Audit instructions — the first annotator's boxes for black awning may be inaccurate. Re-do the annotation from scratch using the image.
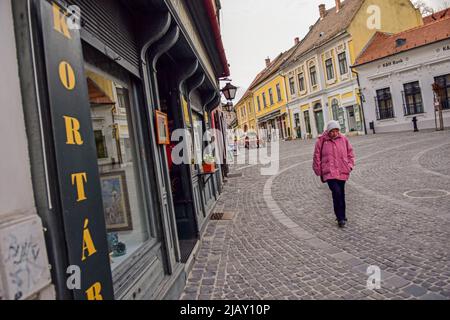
[87,78,115,105]
[258,110,281,123]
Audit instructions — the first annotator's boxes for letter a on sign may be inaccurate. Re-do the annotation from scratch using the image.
[366,5,381,30]
[82,219,97,261]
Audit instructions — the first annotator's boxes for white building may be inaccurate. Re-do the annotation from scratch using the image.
[354,17,450,133]
[280,0,423,139]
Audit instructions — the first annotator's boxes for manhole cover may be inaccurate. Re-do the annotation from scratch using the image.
[210,212,235,220]
[403,189,450,199]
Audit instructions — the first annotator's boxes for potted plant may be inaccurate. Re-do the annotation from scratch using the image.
[202,153,216,173]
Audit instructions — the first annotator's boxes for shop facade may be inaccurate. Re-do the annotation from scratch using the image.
[354,18,450,133]
[5,0,229,300]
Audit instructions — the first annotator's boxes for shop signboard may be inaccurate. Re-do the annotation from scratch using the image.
[37,0,114,300]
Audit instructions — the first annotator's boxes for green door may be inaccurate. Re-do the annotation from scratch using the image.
[315,110,324,134]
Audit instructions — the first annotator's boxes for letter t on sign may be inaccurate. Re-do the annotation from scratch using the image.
[71,173,88,202]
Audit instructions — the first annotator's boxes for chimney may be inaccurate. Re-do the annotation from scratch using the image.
[335,0,341,12]
[319,4,326,19]
[294,37,300,45]
[265,57,271,67]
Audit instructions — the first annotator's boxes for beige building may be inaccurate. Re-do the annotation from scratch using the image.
[281,0,423,139]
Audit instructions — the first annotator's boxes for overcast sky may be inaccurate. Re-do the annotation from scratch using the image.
[220,0,443,101]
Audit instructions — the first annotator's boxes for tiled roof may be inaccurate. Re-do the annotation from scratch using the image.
[423,8,450,24]
[248,46,299,90]
[283,0,364,68]
[235,89,251,106]
[354,17,450,67]
[235,72,263,106]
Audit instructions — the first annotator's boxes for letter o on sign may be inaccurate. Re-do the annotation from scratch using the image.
[59,61,76,90]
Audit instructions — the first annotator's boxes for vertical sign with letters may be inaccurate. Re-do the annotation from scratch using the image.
[37,1,114,300]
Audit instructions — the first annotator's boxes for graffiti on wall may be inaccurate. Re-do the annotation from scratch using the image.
[0,216,51,300]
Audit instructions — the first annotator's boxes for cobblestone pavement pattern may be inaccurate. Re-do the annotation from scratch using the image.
[181,130,450,300]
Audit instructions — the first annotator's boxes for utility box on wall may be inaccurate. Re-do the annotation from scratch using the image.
[0,216,52,300]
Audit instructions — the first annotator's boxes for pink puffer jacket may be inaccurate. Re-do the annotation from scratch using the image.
[312,131,355,182]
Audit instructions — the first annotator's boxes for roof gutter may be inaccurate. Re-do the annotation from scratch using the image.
[203,0,230,77]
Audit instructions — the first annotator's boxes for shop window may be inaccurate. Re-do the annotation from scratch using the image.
[192,112,204,166]
[402,81,424,116]
[94,130,108,159]
[87,70,150,270]
[376,88,395,120]
[434,74,450,110]
[116,87,128,114]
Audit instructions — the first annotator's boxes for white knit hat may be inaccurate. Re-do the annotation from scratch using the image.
[326,120,340,132]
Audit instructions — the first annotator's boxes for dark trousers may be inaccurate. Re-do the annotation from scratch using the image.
[327,179,347,222]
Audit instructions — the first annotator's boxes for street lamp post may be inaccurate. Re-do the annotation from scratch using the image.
[221,82,238,103]
[219,82,238,178]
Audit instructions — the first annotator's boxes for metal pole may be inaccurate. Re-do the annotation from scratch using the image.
[439,104,444,131]
[356,72,368,135]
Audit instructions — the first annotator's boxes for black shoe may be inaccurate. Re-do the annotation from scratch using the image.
[338,220,346,228]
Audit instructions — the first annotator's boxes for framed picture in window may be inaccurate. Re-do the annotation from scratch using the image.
[155,110,170,145]
[100,171,133,232]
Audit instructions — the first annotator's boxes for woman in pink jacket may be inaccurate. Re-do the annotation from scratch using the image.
[313,120,355,228]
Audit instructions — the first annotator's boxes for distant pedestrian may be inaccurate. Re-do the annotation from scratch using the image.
[313,120,355,228]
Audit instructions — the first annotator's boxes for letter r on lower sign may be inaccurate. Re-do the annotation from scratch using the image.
[86,282,103,300]
[64,116,84,145]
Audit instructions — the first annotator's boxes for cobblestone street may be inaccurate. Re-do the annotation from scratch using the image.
[181,130,450,300]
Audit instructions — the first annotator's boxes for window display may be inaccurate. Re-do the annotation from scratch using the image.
[86,69,150,270]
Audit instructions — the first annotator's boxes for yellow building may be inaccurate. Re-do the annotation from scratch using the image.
[281,0,423,139]
[235,89,257,132]
[249,50,298,141]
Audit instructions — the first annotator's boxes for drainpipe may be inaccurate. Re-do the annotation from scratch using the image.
[353,69,368,135]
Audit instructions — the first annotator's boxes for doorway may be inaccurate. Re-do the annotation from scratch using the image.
[347,106,357,132]
[314,103,324,135]
[157,57,198,263]
[304,110,312,138]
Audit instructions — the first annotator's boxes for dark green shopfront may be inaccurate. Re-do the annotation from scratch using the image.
[12,0,230,300]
